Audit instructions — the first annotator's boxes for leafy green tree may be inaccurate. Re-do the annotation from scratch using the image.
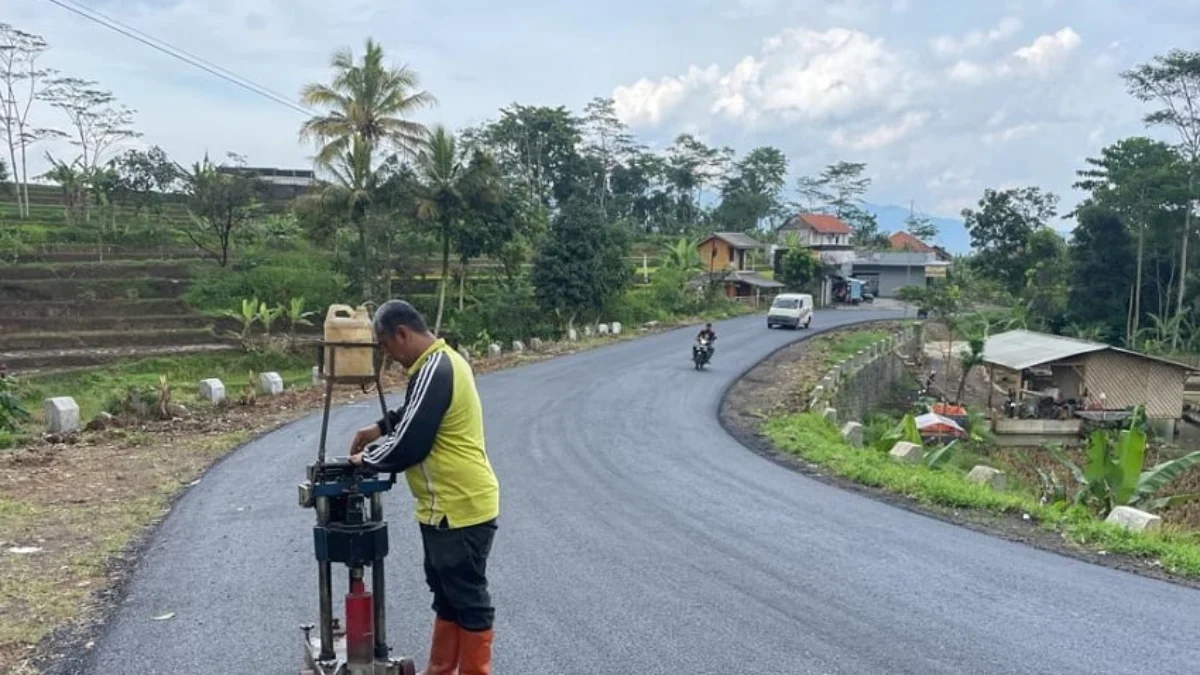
[581,97,633,214]
[179,155,262,267]
[1022,228,1069,332]
[110,145,181,213]
[1123,50,1200,334]
[1067,207,1134,341]
[480,104,583,207]
[0,156,9,197]
[904,210,939,242]
[961,187,1059,296]
[1075,137,1189,343]
[794,161,886,247]
[714,146,788,230]
[531,198,633,331]
[778,248,822,291]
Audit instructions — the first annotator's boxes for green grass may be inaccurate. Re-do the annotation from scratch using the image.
[18,351,313,422]
[763,412,1200,578]
[823,330,889,365]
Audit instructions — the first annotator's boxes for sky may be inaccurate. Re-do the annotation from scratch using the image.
[4,0,1199,228]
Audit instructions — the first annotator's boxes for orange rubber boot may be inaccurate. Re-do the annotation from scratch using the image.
[419,618,460,675]
[457,628,494,675]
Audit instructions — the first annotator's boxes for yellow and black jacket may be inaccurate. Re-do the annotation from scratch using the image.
[363,339,499,529]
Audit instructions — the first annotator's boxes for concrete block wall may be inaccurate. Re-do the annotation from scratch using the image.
[808,324,921,424]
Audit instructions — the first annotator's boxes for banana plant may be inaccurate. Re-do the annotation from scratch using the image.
[221,298,260,342]
[874,414,922,454]
[1048,409,1200,514]
[281,297,317,334]
[924,440,958,469]
[256,301,282,336]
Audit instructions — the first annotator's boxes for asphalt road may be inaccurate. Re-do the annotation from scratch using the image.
[85,310,1200,675]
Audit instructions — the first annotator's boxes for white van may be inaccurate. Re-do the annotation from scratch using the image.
[767,293,813,329]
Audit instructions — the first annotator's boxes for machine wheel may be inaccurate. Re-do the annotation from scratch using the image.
[398,658,417,675]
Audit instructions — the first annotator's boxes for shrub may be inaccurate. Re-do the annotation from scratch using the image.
[187,249,347,313]
[0,374,31,432]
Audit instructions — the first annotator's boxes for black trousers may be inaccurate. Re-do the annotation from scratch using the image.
[420,518,497,632]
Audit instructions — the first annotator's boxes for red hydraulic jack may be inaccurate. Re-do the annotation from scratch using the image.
[298,340,416,675]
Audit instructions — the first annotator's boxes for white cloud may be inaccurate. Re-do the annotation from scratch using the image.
[930,17,1022,58]
[612,66,718,126]
[1013,27,1082,69]
[944,27,1083,85]
[982,122,1041,144]
[613,27,911,128]
[831,111,930,149]
[947,60,990,84]
[891,0,911,12]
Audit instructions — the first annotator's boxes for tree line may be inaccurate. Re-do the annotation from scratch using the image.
[927,49,1200,358]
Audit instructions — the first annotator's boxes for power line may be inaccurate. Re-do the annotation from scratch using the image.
[42,0,315,117]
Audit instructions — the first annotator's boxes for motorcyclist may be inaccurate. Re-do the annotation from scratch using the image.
[695,323,717,361]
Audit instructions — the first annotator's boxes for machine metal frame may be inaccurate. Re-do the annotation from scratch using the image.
[298,340,416,675]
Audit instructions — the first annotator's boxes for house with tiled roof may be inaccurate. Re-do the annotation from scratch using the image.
[889,231,953,261]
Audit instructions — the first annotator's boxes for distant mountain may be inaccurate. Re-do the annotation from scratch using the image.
[864,203,971,255]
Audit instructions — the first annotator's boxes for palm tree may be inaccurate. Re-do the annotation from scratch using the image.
[299,38,434,299]
[318,135,383,296]
[415,126,464,333]
[299,39,434,164]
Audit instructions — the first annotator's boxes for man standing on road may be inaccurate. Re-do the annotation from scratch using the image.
[348,299,500,675]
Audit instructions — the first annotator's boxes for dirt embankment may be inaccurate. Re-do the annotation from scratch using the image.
[719,324,1200,591]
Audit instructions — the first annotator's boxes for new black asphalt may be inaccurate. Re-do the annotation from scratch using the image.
[84,310,1200,674]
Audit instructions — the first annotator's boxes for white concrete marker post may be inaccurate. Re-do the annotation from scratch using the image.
[529,338,543,352]
[487,343,502,358]
[568,328,579,342]
[311,366,322,386]
[889,441,923,464]
[841,422,864,447]
[822,407,838,425]
[42,397,80,434]
[512,340,525,354]
[611,322,622,335]
[198,378,226,405]
[966,465,1007,490]
[598,323,611,335]
[258,372,284,396]
[1106,506,1162,533]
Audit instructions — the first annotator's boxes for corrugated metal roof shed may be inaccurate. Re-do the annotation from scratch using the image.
[982,329,1196,372]
[732,271,784,288]
[982,330,1106,371]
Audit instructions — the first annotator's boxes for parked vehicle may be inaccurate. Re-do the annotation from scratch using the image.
[767,293,813,330]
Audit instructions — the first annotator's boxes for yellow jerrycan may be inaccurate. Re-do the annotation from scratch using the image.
[323,304,375,380]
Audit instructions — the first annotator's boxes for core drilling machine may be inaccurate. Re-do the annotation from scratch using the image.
[297,340,417,675]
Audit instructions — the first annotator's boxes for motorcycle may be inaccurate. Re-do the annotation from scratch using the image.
[692,338,713,370]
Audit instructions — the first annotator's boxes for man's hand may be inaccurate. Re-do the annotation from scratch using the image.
[349,424,383,460]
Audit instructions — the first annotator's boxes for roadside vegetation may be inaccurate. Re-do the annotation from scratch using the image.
[752,323,1200,582]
